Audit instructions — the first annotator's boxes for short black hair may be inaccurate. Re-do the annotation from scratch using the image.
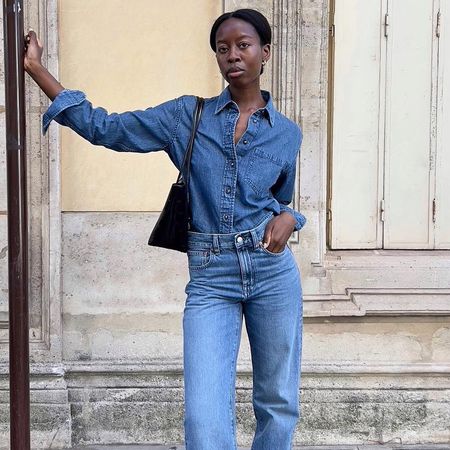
[209,9,272,52]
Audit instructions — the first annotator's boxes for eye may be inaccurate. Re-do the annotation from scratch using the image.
[239,42,250,49]
[217,46,228,54]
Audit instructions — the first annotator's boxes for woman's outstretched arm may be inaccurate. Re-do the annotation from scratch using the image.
[23,30,183,158]
[24,30,64,100]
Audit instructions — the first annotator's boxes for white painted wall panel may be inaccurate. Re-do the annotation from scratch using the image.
[435,1,450,248]
[384,0,434,248]
[330,0,383,248]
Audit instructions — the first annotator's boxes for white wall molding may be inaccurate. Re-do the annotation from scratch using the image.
[304,289,450,317]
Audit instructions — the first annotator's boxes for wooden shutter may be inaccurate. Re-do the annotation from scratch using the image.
[329,0,448,249]
[383,0,435,248]
[329,0,384,248]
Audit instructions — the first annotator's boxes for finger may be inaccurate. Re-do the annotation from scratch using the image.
[267,235,286,253]
[271,242,285,253]
[267,240,277,252]
[265,220,288,253]
[27,29,41,44]
[267,236,280,252]
[25,33,33,46]
[262,223,273,248]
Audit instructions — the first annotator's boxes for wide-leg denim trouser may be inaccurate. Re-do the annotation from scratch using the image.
[183,213,303,450]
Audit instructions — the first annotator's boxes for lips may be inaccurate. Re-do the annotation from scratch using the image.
[227,67,244,76]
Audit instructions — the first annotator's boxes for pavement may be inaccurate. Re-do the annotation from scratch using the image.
[69,445,450,450]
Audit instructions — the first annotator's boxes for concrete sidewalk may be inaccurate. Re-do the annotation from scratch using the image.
[70,445,450,450]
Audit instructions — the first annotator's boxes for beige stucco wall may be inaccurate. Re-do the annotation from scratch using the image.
[59,0,222,211]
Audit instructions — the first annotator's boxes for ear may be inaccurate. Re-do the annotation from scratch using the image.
[262,43,271,62]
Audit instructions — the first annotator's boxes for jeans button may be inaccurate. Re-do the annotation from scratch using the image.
[236,236,243,244]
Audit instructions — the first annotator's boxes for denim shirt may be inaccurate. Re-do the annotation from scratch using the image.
[43,87,306,234]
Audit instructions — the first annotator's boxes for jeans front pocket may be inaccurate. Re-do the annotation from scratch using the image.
[187,249,214,270]
[259,243,289,257]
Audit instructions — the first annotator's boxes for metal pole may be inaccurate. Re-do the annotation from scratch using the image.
[3,0,31,449]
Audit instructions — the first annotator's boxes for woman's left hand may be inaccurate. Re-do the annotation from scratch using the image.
[262,212,296,253]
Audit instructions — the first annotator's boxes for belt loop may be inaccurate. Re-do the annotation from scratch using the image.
[251,227,262,250]
[252,215,270,249]
[212,235,220,254]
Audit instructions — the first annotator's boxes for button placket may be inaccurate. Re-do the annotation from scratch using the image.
[219,110,239,233]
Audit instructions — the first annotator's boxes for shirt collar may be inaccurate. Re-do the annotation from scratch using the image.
[214,86,276,127]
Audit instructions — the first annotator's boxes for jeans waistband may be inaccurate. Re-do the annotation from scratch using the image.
[187,213,273,253]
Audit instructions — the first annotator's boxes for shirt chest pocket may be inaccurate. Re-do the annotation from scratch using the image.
[244,148,285,196]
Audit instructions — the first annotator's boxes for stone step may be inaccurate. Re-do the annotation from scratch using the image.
[69,445,450,450]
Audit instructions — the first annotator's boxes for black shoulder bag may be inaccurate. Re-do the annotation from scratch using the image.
[147,96,204,252]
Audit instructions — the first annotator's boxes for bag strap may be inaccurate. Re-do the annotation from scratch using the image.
[184,96,204,229]
[177,96,204,199]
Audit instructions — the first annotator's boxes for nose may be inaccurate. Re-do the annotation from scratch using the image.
[227,45,241,63]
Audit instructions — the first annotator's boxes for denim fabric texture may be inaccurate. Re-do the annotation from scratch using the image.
[184,213,303,449]
[42,86,306,233]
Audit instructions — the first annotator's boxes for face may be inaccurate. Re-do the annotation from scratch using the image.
[215,18,270,88]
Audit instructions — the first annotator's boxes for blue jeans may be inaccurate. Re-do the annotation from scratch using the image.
[183,213,303,450]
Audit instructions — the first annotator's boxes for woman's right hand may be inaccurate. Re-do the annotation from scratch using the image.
[24,29,43,73]
[23,29,64,101]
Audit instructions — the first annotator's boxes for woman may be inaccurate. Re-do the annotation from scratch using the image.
[25,8,306,450]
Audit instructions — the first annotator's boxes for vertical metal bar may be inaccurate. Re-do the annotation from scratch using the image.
[3,0,31,449]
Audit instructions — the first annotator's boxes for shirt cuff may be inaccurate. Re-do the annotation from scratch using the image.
[42,89,87,135]
[279,204,306,231]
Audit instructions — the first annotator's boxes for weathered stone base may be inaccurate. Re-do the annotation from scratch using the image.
[0,365,449,448]
[0,372,71,449]
[65,364,450,448]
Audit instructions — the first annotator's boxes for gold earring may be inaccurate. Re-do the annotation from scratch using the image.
[262,60,267,66]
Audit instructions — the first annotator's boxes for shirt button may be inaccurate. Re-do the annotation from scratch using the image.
[223,214,229,221]
[226,187,231,194]
[230,161,235,167]
[236,236,243,244]
[243,139,248,145]
[253,119,257,123]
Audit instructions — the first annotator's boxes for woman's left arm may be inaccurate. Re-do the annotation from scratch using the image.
[262,160,306,252]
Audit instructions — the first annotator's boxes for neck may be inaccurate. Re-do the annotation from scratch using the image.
[228,83,266,112]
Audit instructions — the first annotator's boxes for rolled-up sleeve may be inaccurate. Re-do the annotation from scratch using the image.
[42,89,182,154]
[271,161,306,231]
[43,89,86,134]
[270,127,306,232]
